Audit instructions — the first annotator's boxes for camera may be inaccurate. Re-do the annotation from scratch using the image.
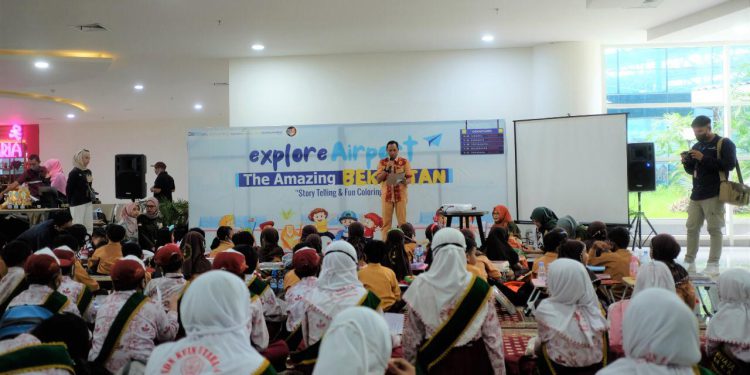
[681,151,692,161]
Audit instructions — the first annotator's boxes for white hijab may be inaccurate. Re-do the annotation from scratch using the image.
[145,270,268,375]
[402,227,488,346]
[707,268,750,346]
[313,307,392,375]
[600,288,700,375]
[534,258,607,346]
[305,241,367,319]
[73,149,89,171]
[634,261,676,295]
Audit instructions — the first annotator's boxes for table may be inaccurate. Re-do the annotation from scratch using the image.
[0,207,65,225]
[621,276,635,301]
[444,211,489,245]
[91,275,113,290]
[691,277,719,318]
[523,278,547,316]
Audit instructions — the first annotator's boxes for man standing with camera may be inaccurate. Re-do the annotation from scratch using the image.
[681,115,736,275]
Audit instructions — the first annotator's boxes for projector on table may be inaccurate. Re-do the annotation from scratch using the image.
[439,203,477,214]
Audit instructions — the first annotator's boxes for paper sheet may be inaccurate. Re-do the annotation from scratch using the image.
[384,312,405,335]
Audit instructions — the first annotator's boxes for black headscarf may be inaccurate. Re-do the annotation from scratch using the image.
[650,233,689,284]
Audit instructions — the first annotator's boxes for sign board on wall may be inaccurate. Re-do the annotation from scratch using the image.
[187,120,507,249]
[0,124,39,158]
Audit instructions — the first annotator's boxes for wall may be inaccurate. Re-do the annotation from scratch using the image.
[229,48,536,127]
[39,118,227,204]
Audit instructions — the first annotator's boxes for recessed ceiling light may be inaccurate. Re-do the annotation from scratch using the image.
[251,44,265,51]
[481,34,495,42]
[194,103,203,110]
[133,84,144,91]
[34,61,50,69]
[66,113,75,119]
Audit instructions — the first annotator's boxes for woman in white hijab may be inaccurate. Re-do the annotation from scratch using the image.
[145,270,275,375]
[598,288,705,375]
[66,149,95,233]
[607,260,676,354]
[402,227,505,375]
[313,306,392,375]
[294,241,380,367]
[706,268,750,374]
[534,258,608,374]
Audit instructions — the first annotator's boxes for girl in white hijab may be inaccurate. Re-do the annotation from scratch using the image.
[706,268,750,372]
[598,288,704,375]
[607,261,676,354]
[297,241,380,365]
[145,270,275,375]
[313,307,392,375]
[534,258,608,374]
[402,227,505,375]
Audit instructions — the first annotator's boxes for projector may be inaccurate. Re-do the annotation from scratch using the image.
[440,203,476,214]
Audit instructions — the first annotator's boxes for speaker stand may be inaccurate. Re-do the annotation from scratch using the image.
[630,191,657,250]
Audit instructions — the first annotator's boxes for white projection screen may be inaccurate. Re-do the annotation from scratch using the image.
[514,114,629,225]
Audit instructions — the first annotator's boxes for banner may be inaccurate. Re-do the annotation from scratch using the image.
[188,120,507,249]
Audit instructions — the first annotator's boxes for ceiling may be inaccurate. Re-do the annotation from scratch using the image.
[0,0,743,125]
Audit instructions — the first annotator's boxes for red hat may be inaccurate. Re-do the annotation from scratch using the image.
[293,247,320,271]
[52,246,75,268]
[110,255,146,285]
[154,244,183,266]
[259,221,275,230]
[212,250,248,276]
[25,250,60,280]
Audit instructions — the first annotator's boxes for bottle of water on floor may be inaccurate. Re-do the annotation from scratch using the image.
[537,261,546,283]
[630,256,639,278]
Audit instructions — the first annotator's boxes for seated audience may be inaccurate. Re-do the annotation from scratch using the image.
[241,245,286,320]
[607,260,676,354]
[52,246,95,322]
[6,249,79,316]
[144,244,187,311]
[532,228,566,276]
[650,233,696,309]
[232,230,256,247]
[259,227,283,262]
[285,248,320,334]
[402,228,504,374]
[492,205,523,248]
[534,259,607,374]
[119,202,140,243]
[212,250,269,351]
[0,314,85,374]
[399,222,417,263]
[89,256,178,373]
[145,270,276,375]
[0,241,32,312]
[155,226,174,248]
[208,226,234,258]
[313,307,396,375]
[294,241,381,366]
[51,232,99,292]
[484,227,520,268]
[556,215,581,239]
[583,221,608,251]
[530,207,558,236]
[465,237,487,281]
[180,231,211,280]
[598,288,707,375]
[557,239,600,287]
[137,197,161,251]
[348,222,368,265]
[587,226,632,283]
[358,240,401,311]
[706,268,750,374]
[88,224,125,275]
[383,228,412,281]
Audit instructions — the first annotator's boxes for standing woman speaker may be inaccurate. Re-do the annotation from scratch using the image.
[66,149,95,233]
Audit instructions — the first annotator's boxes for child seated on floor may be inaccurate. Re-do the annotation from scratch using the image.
[706,268,750,374]
[358,240,401,312]
[586,226,632,284]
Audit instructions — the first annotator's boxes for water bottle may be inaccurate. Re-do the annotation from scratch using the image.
[629,256,639,278]
[537,261,546,283]
[415,245,424,263]
[270,270,278,292]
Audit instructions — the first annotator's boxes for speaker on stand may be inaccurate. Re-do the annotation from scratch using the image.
[627,143,657,250]
[115,154,147,200]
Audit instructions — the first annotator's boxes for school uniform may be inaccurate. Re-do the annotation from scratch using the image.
[8,284,80,316]
[358,263,400,310]
[588,248,632,282]
[58,275,95,322]
[144,272,187,311]
[285,276,318,332]
[706,269,750,374]
[208,240,234,258]
[0,266,26,311]
[0,333,74,374]
[88,242,123,274]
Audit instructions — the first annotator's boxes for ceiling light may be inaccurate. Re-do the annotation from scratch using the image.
[194,103,203,110]
[481,34,495,42]
[34,61,50,69]
[251,44,265,51]
[66,113,75,119]
[133,84,144,91]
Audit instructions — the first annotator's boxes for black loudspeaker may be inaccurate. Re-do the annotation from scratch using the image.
[627,143,656,192]
[115,154,147,199]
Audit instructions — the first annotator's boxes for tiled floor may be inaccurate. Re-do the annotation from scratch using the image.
[635,246,750,272]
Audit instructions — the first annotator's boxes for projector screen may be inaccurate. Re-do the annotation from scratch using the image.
[514,114,629,225]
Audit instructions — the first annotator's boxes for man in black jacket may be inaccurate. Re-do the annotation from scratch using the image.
[681,115,736,275]
[16,210,73,250]
[150,161,175,202]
